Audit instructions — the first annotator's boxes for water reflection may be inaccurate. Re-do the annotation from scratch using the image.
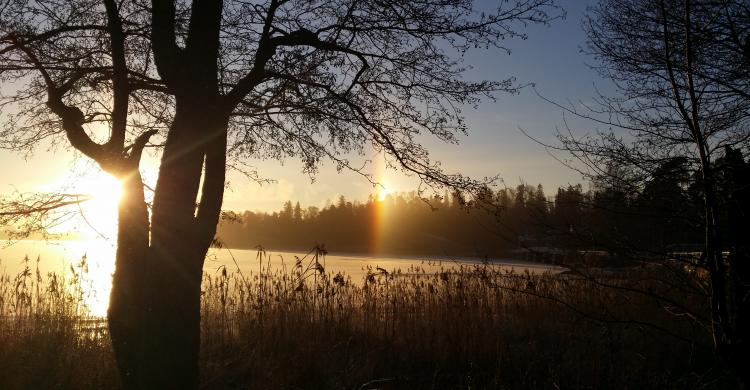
[1,240,115,316]
[1,240,563,317]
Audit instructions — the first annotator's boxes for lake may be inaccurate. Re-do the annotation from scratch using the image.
[0,240,563,316]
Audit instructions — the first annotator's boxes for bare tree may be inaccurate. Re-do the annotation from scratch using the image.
[547,0,750,384]
[0,0,561,388]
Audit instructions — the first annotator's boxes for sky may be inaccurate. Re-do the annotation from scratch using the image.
[0,0,613,216]
[219,0,613,211]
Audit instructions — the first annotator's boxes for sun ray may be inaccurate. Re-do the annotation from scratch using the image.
[371,152,393,254]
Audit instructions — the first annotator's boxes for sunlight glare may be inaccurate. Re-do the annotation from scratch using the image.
[68,240,117,317]
[75,170,123,241]
[67,170,122,316]
[34,166,123,316]
[376,182,393,201]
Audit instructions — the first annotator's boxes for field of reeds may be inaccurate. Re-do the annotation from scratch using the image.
[0,250,734,389]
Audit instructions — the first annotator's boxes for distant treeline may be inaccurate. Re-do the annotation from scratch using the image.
[219,190,516,257]
[218,156,736,259]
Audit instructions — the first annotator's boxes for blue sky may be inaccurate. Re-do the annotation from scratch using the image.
[220,0,613,211]
[0,0,614,213]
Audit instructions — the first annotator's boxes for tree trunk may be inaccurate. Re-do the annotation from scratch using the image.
[703,178,728,349]
[108,167,151,388]
[108,101,228,389]
[701,150,750,388]
[724,147,750,388]
[139,246,204,389]
[111,246,205,389]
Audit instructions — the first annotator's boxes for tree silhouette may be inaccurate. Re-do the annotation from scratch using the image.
[546,0,750,383]
[0,0,561,388]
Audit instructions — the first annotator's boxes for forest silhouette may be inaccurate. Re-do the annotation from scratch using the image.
[218,153,747,262]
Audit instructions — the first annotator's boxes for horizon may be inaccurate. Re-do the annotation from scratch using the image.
[0,0,605,227]
[1,0,748,388]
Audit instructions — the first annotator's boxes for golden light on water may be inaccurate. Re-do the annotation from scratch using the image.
[68,240,117,317]
[71,170,121,316]
[37,165,123,316]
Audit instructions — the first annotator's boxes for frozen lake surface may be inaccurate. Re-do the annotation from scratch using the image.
[0,240,563,315]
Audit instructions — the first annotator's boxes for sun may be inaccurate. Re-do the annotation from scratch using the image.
[40,164,123,241]
[74,170,123,240]
[376,181,393,201]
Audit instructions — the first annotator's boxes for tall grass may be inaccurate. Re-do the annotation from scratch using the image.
[0,256,117,389]
[0,249,725,389]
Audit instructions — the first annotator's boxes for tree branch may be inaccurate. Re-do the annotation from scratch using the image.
[151,0,184,88]
[103,0,129,153]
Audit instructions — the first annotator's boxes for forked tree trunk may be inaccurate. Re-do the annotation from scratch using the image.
[108,102,227,389]
[110,246,205,389]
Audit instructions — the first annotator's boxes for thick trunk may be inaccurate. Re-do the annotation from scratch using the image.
[701,152,750,388]
[108,101,228,389]
[703,179,728,348]
[724,147,750,388]
[139,246,204,389]
[108,168,151,388]
[111,246,205,389]
[699,162,736,375]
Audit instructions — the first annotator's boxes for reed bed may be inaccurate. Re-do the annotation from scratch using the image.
[0,250,722,389]
[0,256,117,389]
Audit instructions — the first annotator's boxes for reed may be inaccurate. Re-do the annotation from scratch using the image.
[0,249,720,389]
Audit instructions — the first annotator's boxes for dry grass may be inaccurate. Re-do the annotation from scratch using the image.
[0,250,726,389]
[0,256,118,389]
